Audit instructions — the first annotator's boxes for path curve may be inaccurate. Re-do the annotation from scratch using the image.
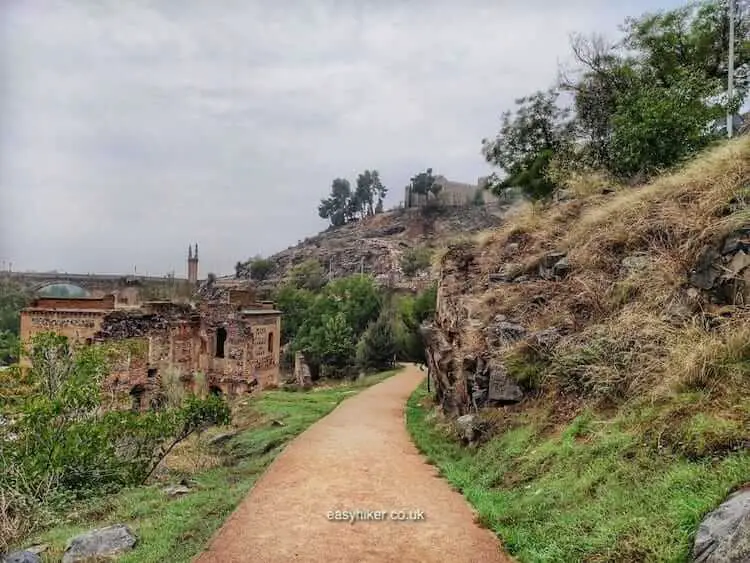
[196,365,509,563]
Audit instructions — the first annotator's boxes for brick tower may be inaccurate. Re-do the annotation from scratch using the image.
[187,243,199,285]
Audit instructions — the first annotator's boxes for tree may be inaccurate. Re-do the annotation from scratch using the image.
[248,256,275,282]
[353,170,387,218]
[623,1,750,99]
[559,1,748,178]
[406,168,442,205]
[482,89,575,201]
[357,313,397,372]
[318,178,354,227]
[608,70,724,177]
[394,283,437,363]
[234,261,245,279]
[324,275,382,336]
[299,312,356,378]
[274,284,316,344]
[0,280,30,335]
[319,171,388,226]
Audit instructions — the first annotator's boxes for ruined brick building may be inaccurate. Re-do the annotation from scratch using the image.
[19,247,281,409]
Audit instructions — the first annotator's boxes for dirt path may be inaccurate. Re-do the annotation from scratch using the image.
[196,365,509,563]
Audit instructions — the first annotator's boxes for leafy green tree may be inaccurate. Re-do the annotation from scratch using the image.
[482,89,575,200]
[274,284,316,344]
[0,280,30,335]
[394,283,437,362]
[608,71,724,177]
[285,274,383,377]
[623,1,750,98]
[299,312,356,378]
[357,313,397,372]
[560,1,747,178]
[318,178,354,227]
[248,256,275,282]
[353,170,388,218]
[324,275,382,336]
[319,171,388,225]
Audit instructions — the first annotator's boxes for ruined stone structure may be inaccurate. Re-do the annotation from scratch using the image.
[19,285,282,409]
[404,176,500,208]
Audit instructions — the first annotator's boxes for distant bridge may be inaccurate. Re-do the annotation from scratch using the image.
[0,270,195,301]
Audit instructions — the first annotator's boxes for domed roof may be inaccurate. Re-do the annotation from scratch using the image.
[37,283,90,298]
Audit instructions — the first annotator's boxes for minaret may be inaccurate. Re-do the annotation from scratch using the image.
[187,243,199,285]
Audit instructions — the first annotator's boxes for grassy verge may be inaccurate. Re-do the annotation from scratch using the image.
[406,383,750,563]
[23,370,398,562]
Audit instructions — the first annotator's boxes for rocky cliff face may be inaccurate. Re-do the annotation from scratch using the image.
[423,138,750,418]
[236,205,507,290]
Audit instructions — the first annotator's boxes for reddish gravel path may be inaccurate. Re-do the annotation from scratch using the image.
[196,365,510,563]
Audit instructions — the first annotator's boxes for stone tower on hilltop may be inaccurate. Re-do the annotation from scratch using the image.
[187,243,199,285]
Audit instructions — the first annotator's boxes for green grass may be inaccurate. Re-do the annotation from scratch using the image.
[406,383,750,563]
[24,369,399,562]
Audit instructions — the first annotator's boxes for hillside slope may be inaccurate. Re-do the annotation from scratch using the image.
[416,137,750,561]
[236,205,507,290]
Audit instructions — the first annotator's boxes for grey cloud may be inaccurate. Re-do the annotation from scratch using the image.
[1,0,685,276]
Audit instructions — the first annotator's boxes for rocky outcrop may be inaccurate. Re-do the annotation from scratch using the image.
[237,206,507,290]
[692,488,750,562]
[689,229,750,305]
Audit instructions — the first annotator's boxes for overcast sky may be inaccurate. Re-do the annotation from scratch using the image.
[0,0,684,277]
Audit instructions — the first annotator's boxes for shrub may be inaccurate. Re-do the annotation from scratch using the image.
[357,314,398,372]
[400,247,434,278]
[0,333,231,546]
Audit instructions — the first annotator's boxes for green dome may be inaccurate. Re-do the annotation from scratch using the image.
[38,284,90,298]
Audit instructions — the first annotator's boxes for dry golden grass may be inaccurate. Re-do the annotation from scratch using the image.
[438,137,750,414]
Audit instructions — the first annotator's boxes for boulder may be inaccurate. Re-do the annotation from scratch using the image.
[487,362,524,403]
[62,524,137,563]
[485,319,527,345]
[552,256,571,278]
[723,251,750,279]
[207,431,238,448]
[538,252,569,280]
[692,488,750,562]
[162,484,190,497]
[3,552,41,563]
[690,246,722,290]
[456,414,479,443]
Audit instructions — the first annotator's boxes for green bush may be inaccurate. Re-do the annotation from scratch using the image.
[357,314,398,372]
[0,332,231,547]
